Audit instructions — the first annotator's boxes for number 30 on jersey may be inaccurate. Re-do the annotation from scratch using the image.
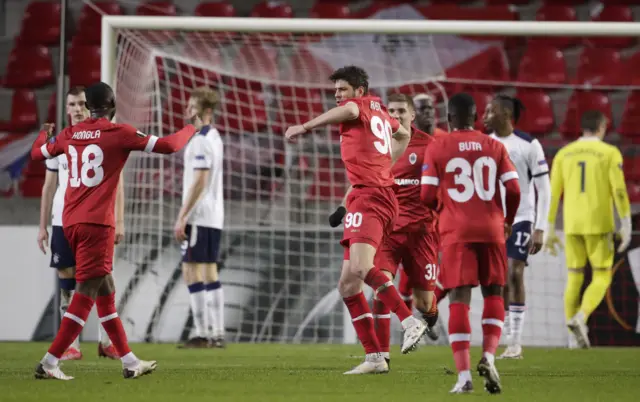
[68,144,104,188]
[446,157,497,203]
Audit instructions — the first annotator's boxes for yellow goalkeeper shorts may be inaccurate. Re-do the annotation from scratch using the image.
[564,233,614,269]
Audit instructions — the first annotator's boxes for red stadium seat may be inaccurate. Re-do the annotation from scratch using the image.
[308,157,347,201]
[17,1,61,46]
[136,1,177,15]
[22,158,46,178]
[277,89,325,133]
[560,91,613,140]
[46,92,56,123]
[222,90,269,133]
[281,48,335,86]
[486,0,531,4]
[229,45,278,91]
[0,90,38,133]
[517,45,566,85]
[310,2,350,18]
[2,45,54,88]
[195,1,235,17]
[574,47,621,85]
[514,90,555,135]
[250,1,293,18]
[618,91,640,143]
[74,2,124,45]
[623,156,640,181]
[419,5,518,42]
[175,44,223,88]
[20,176,45,198]
[628,181,640,203]
[586,6,634,48]
[68,45,101,87]
[529,5,578,48]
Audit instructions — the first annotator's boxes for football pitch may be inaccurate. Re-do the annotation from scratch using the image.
[0,342,638,401]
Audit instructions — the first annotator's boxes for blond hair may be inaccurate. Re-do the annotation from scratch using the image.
[191,86,219,112]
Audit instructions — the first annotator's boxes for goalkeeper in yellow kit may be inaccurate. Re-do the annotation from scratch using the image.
[545,110,632,349]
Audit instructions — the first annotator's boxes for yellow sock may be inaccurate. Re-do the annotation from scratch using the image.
[579,268,612,319]
[564,269,584,321]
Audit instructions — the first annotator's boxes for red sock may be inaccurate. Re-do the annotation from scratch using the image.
[364,266,412,322]
[96,293,131,358]
[343,292,381,354]
[482,295,505,356]
[373,298,391,353]
[48,292,94,358]
[434,286,448,304]
[449,303,471,373]
[398,271,413,312]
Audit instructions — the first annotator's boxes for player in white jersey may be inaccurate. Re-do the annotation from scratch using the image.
[37,86,122,360]
[484,95,551,359]
[174,87,225,348]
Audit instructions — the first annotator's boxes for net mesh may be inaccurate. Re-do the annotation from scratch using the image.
[108,24,636,346]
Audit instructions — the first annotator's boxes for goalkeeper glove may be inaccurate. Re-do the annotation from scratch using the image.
[329,206,347,228]
[617,216,632,253]
[543,229,563,257]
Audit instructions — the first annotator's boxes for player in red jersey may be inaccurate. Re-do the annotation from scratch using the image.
[421,93,521,394]
[285,66,426,375]
[30,82,199,381]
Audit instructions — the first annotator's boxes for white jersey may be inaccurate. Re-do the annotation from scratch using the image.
[491,130,549,229]
[182,125,224,229]
[45,154,70,227]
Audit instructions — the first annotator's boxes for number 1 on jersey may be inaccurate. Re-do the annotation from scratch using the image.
[578,161,586,192]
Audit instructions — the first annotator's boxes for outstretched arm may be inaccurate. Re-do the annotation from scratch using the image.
[610,149,632,252]
[31,124,63,161]
[391,125,411,163]
[285,103,359,141]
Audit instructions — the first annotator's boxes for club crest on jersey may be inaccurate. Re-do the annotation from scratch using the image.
[409,153,417,164]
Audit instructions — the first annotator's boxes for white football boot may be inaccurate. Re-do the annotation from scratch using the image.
[123,360,158,379]
[567,312,591,349]
[477,356,502,394]
[400,316,427,354]
[450,380,474,394]
[343,353,389,375]
[34,362,73,380]
[498,344,523,359]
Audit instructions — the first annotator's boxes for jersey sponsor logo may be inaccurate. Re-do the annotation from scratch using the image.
[409,153,417,164]
[195,155,205,160]
[458,141,482,152]
[422,164,429,172]
[136,130,147,138]
[538,160,548,166]
[72,130,101,140]
[395,178,420,186]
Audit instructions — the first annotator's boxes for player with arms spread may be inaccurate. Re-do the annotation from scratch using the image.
[174,87,226,349]
[421,93,521,394]
[545,110,632,349]
[38,86,119,361]
[485,95,551,359]
[286,66,426,375]
[31,82,199,380]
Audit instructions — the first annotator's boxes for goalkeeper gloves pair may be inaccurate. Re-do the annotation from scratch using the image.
[329,206,347,228]
[543,217,633,257]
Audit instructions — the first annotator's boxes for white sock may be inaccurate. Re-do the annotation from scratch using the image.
[98,323,112,346]
[205,286,218,339]
[483,351,495,366]
[502,312,511,342]
[509,304,526,346]
[188,282,207,338]
[458,370,472,383]
[60,288,80,350]
[213,285,225,339]
[120,351,139,368]
[41,352,59,367]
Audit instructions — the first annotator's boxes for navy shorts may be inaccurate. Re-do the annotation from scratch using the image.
[506,221,533,263]
[50,225,76,269]
[181,225,222,263]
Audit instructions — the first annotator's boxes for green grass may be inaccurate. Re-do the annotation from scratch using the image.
[0,342,638,401]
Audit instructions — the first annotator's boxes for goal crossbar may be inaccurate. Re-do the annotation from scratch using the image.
[101,16,640,85]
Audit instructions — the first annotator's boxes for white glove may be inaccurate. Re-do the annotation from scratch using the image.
[617,216,632,253]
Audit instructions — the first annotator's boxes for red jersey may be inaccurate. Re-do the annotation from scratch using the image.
[434,127,448,138]
[392,126,436,232]
[31,118,196,228]
[420,130,519,246]
[339,96,400,187]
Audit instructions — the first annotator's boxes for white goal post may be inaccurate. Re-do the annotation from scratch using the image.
[100,16,633,346]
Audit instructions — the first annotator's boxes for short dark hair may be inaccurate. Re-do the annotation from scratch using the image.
[448,92,476,128]
[387,93,414,110]
[329,65,369,93]
[66,86,85,98]
[494,95,525,124]
[581,110,606,133]
[85,82,116,117]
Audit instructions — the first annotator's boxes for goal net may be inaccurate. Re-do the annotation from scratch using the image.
[103,15,638,347]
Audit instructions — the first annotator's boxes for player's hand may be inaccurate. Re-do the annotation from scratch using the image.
[617,228,631,253]
[285,125,307,142]
[115,221,125,245]
[174,217,187,242]
[37,227,49,254]
[42,123,55,140]
[543,230,563,257]
[329,206,347,227]
[504,223,512,239]
[187,114,204,130]
[529,229,544,255]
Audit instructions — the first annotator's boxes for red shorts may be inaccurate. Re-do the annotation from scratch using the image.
[64,223,115,282]
[374,230,439,291]
[440,242,507,289]
[341,186,398,260]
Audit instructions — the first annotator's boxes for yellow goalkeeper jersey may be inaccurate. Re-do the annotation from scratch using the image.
[548,137,630,235]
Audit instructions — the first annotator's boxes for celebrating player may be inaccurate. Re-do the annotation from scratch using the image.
[30,81,200,380]
[174,87,225,349]
[285,66,426,375]
[545,110,632,349]
[368,93,439,364]
[421,93,521,394]
[485,95,551,359]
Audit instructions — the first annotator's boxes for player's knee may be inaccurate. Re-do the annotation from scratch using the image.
[481,284,502,298]
[76,276,104,299]
[592,268,612,288]
[413,289,432,312]
[337,277,361,297]
[182,263,203,284]
[204,263,219,283]
[449,286,472,304]
[57,267,75,279]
